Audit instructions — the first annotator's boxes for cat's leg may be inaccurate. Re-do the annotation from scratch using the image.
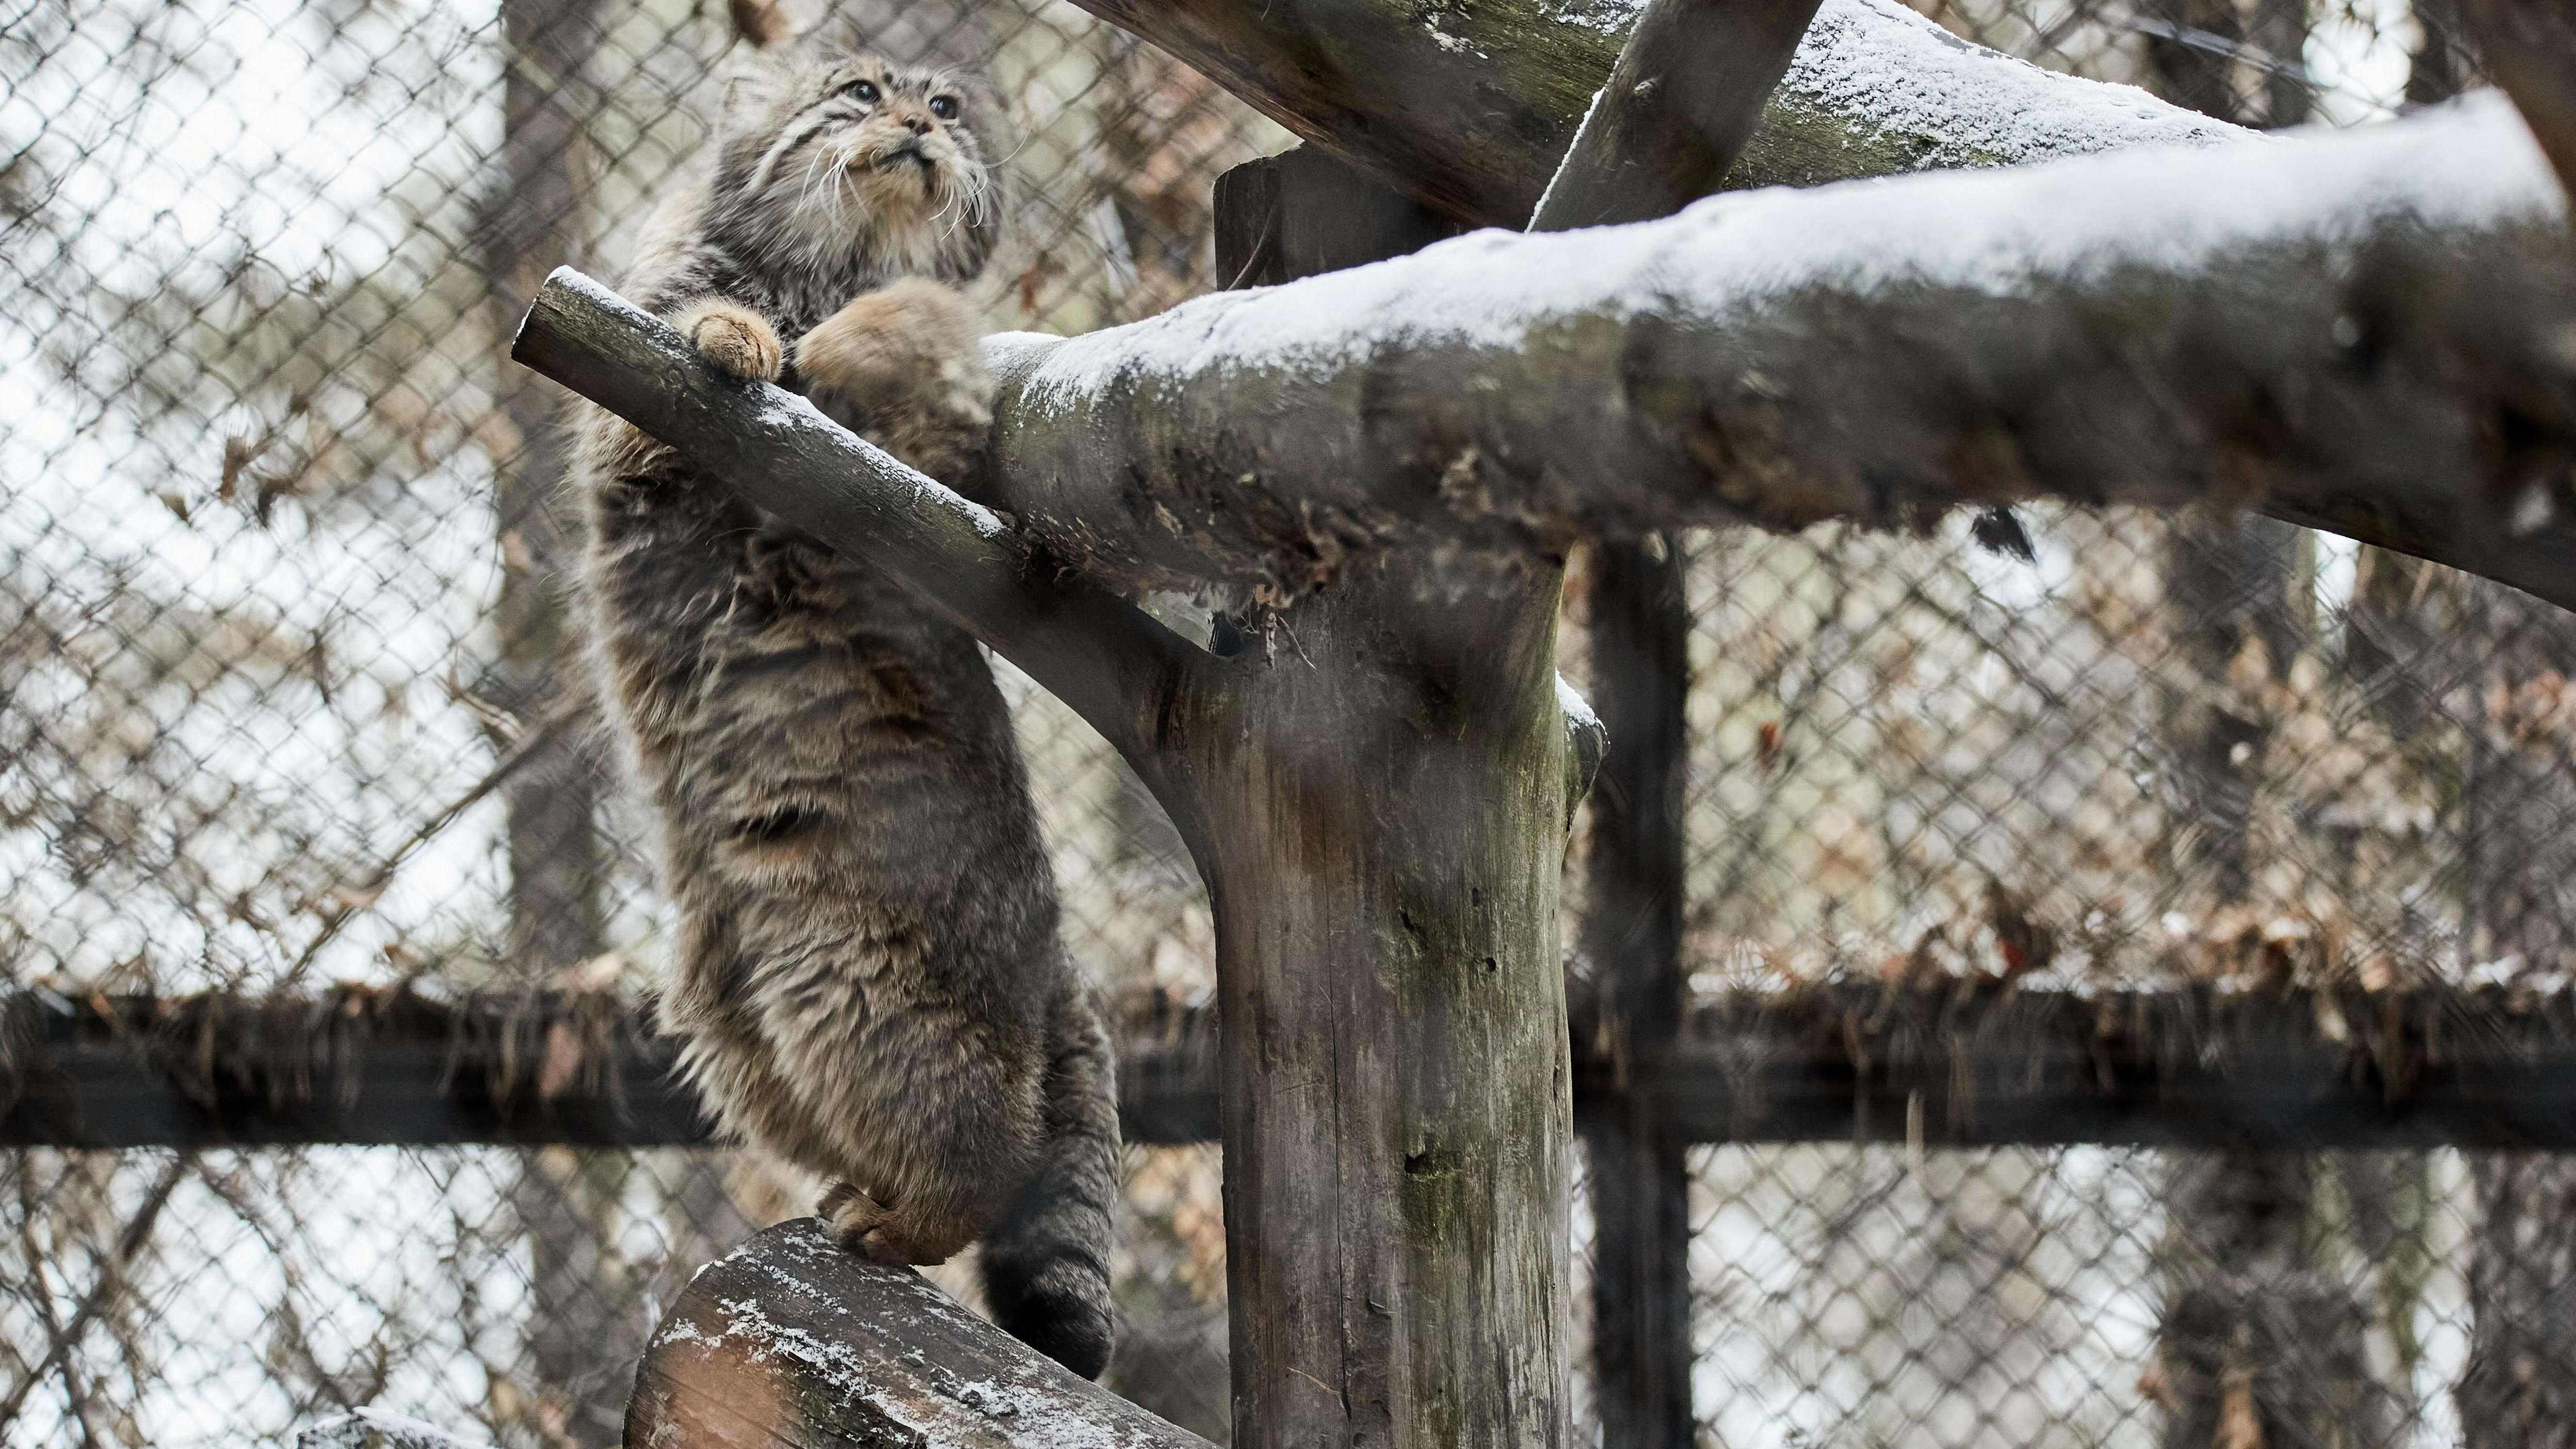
[976,972,1121,1376]
[793,278,993,480]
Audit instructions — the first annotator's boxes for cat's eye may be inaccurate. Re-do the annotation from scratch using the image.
[843,78,881,103]
[928,95,959,121]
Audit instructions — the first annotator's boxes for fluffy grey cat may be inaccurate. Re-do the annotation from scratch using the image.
[570,11,1118,1378]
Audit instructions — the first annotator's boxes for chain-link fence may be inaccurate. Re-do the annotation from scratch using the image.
[5,0,2568,1443]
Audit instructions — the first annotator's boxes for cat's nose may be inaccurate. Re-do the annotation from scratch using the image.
[897,111,932,135]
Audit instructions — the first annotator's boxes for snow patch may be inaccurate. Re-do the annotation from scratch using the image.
[1779,0,2242,169]
[1546,0,1647,34]
[1557,676,1601,735]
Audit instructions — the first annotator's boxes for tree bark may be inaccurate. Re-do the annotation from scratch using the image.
[1158,557,1573,1448]
[980,101,2576,610]
[1188,148,1607,1445]
[1526,0,1823,232]
[624,1219,1217,1448]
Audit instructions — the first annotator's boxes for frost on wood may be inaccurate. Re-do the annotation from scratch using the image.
[627,1219,1214,1448]
[296,1409,498,1449]
[979,93,2576,607]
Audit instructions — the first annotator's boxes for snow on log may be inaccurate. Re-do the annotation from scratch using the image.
[1057,0,2242,227]
[625,1219,1214,1449]
[979,93,2576,609]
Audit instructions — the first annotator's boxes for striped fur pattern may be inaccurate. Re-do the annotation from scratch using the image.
[571,27,1117,1378]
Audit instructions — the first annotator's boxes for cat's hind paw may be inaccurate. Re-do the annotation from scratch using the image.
[820,1180,973,1266]
[673,298,783,382]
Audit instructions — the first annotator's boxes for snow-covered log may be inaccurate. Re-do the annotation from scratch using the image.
[1057,0,2242,227]
[979,94,2576,608]
[626,1219,1214,1448]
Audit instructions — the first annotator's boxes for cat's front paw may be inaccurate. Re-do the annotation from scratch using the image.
[673,298,783,381]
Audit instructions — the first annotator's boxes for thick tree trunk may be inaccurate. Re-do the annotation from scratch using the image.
[1192,146,1575,1449]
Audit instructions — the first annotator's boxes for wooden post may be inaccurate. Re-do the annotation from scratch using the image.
[1201,149,1568,1447]
[1573,541,1694,1447]
[1171,559,1575,1448]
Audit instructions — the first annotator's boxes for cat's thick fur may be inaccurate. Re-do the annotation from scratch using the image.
[571,22,1118,1378]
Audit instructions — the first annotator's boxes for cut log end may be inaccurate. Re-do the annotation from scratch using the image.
[624,1219,1215,1449]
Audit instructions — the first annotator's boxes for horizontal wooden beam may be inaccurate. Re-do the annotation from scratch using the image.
[9,985,2576,1151]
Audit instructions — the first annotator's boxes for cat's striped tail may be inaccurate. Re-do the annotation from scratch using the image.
[978,974,1121,1378]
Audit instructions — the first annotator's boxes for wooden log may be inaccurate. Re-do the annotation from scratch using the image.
[1527,0,1823,232]
[0,988,701,1149]
[509,268,1202,768]
[624,1218,1215,1448]
[0,988,1212,1149]
[12,986,2576,1151]
[1172,555,1574,1448]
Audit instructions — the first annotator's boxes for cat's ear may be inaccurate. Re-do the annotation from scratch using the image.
[728,0,793,50]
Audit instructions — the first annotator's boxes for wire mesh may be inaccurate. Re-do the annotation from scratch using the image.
[3,0,2567,1444]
